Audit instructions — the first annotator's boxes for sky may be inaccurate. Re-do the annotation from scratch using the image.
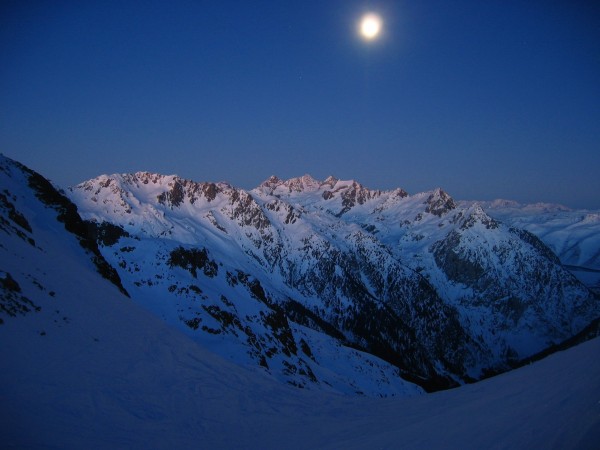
[1,1,599,208]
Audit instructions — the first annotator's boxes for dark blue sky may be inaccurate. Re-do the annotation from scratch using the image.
[2,1,599,208]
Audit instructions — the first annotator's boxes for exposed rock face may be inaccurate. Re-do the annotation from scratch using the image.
[0,157,129,298]
[425,188,456,216]
[66,170,600,392]
[0,270,40,321]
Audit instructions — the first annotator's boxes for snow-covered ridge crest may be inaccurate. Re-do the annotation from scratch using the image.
[69,171,270,243]
[73,171,235,207]
[74,171,419,225]
[263,173,322,193]
[254,173,410,218]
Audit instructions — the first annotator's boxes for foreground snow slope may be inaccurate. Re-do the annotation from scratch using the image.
[2,287,598,449]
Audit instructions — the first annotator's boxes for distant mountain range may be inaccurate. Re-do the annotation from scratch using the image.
[2,154,599,396]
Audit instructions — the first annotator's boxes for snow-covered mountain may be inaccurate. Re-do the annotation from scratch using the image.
[2,154,599,449]
[0,156,421,396]
[67,169,600,391]
[468,200,600,292]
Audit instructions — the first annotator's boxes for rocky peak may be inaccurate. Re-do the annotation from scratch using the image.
[118,171,175,188]
[391,188,409,199]
[257,174,324,195]
[342,180,379,204]
[460,204,499,230]
[156,177,227,207]
[372,188,409,214]
[282,174,320,193]
[318,179,383,216]
[322,176,338,189]
[259,175,283,192]
[425,188,456,217]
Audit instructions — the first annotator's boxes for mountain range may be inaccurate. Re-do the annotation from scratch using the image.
[59,164,599,392]
[2,154,600,393]
[2,154,599,447]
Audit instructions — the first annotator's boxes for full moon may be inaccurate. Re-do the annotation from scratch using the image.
[360,13,382,40]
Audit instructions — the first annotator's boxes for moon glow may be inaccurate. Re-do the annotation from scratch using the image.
[360,13,382,40]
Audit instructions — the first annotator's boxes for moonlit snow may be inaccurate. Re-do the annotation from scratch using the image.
[2,279,598,449]
[1,155,599,449]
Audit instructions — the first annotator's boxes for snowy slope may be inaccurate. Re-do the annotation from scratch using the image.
[2,256,599,449]
[471,200,600,292]
[68,171,600,389]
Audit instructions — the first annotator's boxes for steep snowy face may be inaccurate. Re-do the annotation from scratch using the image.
[468,200,600,293]
[467,200,600,268]
[0,157,128,310]
[69,171,600,390]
